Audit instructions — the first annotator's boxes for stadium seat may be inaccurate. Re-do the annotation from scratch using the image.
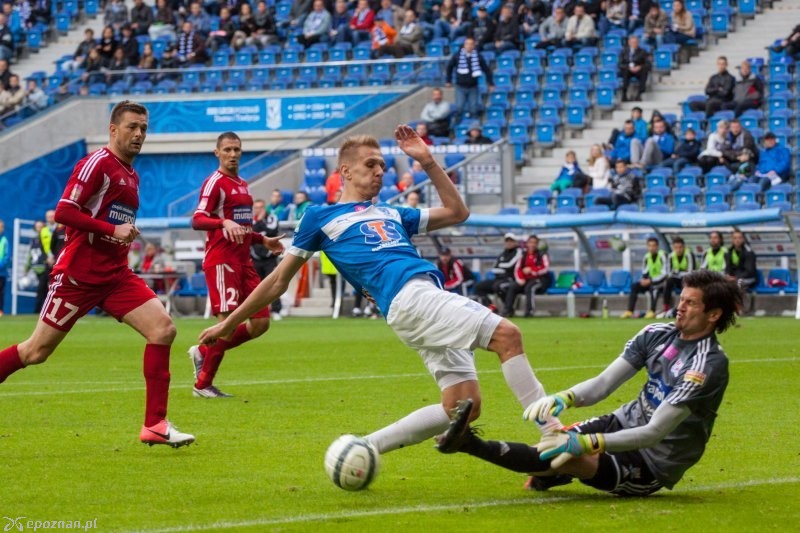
[598,270,631,295]
[548,270,581,295]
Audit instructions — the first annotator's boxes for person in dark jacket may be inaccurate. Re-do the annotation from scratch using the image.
[770,23,800,58]
[688,56,736,118]
[471,5,496,49]
[657,127,701,174]
[446,37,494,124]
[483,3,519,53]
[721,61,764,117]
[618,34,650,101]
[721,119,759,173]
[725,230,757,291]
[474,233,523,310]
[594,160,642,210]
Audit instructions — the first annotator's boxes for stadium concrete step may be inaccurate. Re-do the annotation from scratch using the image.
[514,0,800,200]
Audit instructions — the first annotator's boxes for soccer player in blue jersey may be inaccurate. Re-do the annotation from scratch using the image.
[199,125,548,455]
[436,270,742,496]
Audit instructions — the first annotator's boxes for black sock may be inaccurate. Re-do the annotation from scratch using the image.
[463,436,551,473]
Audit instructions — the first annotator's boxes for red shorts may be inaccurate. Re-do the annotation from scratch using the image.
[204,262,270,319]
[41,269,158,332]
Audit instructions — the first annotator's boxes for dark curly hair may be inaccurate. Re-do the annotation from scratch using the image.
[682,270,743,333]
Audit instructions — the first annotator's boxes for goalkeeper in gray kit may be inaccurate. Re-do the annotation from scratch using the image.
[436,270,742,496]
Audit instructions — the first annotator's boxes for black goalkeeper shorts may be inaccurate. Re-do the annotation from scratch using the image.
[571,414,663,497]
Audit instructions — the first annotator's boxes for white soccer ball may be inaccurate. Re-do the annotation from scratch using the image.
[324,434,380,491]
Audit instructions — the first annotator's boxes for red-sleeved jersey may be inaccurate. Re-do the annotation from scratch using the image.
[195,170,254,268]
[54,147,139,283]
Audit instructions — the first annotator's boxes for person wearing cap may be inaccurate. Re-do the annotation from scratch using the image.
[474,233,523,311]
[657,127,701,175]
[446,36,494,127]
[436,247,473,295]
[754,132,792,187]
[504,235,550,318]
[464,122,493,144]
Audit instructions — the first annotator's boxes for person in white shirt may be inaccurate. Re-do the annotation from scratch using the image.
[586,144,611,190]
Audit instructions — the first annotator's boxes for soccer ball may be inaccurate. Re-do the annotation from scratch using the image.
[324,434,380,491]
[608,236,627,252]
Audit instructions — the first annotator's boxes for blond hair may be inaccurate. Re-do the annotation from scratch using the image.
[337,135,381,169]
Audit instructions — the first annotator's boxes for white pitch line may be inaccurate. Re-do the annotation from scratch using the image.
[0,357,796,397]
[140,477,800,533]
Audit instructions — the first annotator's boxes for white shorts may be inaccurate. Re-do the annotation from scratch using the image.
[387,276,502,390]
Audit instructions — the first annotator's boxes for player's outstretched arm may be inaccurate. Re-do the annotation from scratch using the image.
[394,124,469,231]
[198,253,307,344]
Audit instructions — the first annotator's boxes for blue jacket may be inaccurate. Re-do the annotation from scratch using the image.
[612,132,637,162]
[633,118,649,142]
[651,133,676,158]
[756,144,792,180]
[0,235,9,277]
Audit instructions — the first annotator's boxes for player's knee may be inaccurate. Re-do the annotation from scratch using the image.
[490,319,523,361]
[249,318,270,338]
[148,317,177,345]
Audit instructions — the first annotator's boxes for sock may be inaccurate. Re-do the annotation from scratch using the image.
[195,324,251,389]
[143,344,171,427]
[463,437,552,473]
[0,345,24,383]
[501,354,546,409]
[365,404,451,454]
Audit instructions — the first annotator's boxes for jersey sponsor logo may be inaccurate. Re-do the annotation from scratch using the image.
[360,220,406,251]
[644,374,672,407]
[107,202,137,225]
[684,369,707,385]
[232,205,253,225]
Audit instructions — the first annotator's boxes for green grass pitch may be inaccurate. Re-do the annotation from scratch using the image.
[0,315,798,531]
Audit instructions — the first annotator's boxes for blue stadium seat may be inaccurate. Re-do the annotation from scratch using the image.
[598,270,631,295]
[705,202,730,213]
[536,122,557,148]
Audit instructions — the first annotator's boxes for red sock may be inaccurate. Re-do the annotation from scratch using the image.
[195,324,252,389]
[0,345,24,384]
[143,344,170,427]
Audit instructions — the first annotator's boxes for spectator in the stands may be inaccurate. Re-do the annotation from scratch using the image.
[658,127,701,174]
[119,24,140,66]
[594,160,642,210]
[285,0,313,29]
[535,6,567,49]
[754,131,792,186]
[586,144,611,190]
[149,0,177,41]
[420,87,452,138]
[0,59,12,91]
[349,0,375,44]
[104,0,129,33]
[639,119,676,169]
[53,83,71,104]
[564,2,597,49]
[98,25,118,62]
[370,15,397,51]
[29,0,52,27]
[415,122,434,145]
[231,2,258,49]
[643,2,668,50]
[465,122,493,145]
[597,0,627,36]
[287,191,313,222]
[106,46,130,84]
[627,0,653,33]
[725,230,757,291]
[0,74,24,115]
[504,234,550,318]
[138,42,158,69]
[607,106,648,147]
[721,119,759,172]
[329,0,352,44]
[723,60,764,117]
[518,1,548,39]
[0,13,14,62]
[404,190,422,208]
[374,8,423,58]
[698,119,730,173]
[550,150,590,194]
[325,169,342,203]
[186,1,212,37]
[484,3,520,53]
[377,0,403,29]
[158,44,180,74]
[176,21,207,65]
[24,78,48,112]
[266,189,286,220]
[80,47,107,85]
[61,28,96,72]
[688,56,736,118]
[619,34,649,101]
[474,232,521,311]
[435,0,472,41]
[437,247,472,295]
[666,0,695,46]
[609,120,643,166]
[397,171,414,192]
[129,0,153,36]
[298,0,332,48]
[769,23,800,59]
[470,5,495,49]
[250,0,278,46]
[446,37,493,125]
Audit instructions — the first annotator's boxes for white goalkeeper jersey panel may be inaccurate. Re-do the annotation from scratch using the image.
[613,323,729,488]
[287,202,441,316]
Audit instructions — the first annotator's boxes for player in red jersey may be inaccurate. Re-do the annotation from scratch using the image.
[188,132,284,398]
[0,101,194,448]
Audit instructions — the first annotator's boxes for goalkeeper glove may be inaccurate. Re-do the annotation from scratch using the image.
[537,431,605,469]
[523,390,576,425]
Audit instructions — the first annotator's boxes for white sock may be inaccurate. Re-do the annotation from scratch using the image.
[502,354,546,409]
[364,404,451,454]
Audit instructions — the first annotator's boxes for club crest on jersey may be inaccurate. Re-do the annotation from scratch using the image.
[360,220,404,251]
